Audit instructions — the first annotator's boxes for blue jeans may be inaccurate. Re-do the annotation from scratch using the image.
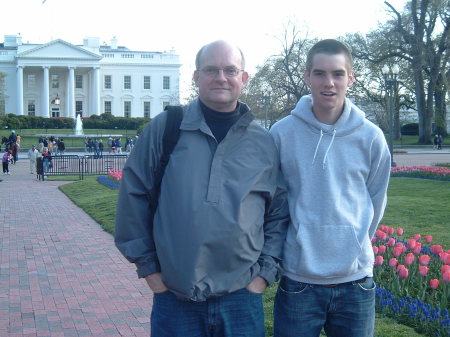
[274,276,375,337]
[151,288,265,337]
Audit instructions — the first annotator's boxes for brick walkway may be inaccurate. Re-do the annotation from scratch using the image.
[0,160,152,337]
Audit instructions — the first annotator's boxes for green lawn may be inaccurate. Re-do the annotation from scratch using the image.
[58,175,449,337]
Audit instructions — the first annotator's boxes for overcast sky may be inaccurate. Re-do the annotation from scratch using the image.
[2,0,407,98]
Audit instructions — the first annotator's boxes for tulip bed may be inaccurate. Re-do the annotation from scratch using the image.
[373,226,450,336]
[96,169,122,189]
[391,166,450,181]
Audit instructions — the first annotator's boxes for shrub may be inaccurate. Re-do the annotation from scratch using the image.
[401,123,419,136]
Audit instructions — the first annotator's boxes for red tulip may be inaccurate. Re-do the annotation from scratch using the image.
[393,247,404,257]
[378,245,387,255]
[389,258,398,268]
[430,279,439,289]
[413,234,421,241]
[405,253,415,266]
[396,227,404,236]
[419,255,431,266]
[371,237,377,244]
[387,238,396,247]
[432,245,444,255]
[443,271,450,283]
[412,242,422,255]
[425,235,433,244]
[376,230,387,241]
[442,265,450,274]
[418,266,429,276]
[372,246,379,255]
[439,253,450,265]
[387,227,394,235]
[398,266,409,279]
[408,239,417,250]
[375,255,384,266]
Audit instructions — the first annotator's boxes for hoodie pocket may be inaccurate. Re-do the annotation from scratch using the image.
[287,222,364,279]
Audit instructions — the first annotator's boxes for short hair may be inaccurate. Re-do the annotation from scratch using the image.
[306,39,353,73]
[195,41,246,70]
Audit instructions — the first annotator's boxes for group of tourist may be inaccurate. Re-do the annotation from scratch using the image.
[37,135,66,156]
[115,39,391,337]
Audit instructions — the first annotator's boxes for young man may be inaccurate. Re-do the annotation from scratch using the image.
[270,39,391,337]
[115,40,288,337]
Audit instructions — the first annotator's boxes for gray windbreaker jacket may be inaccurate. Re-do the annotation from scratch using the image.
[115,99,288,301]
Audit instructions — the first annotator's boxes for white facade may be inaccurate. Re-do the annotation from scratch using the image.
[0,35,181,119]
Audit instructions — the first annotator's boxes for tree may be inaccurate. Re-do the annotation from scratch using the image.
[244,24,314,127]
[348,0,449,143]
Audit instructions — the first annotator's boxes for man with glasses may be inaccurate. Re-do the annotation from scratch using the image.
[115,40,288,337]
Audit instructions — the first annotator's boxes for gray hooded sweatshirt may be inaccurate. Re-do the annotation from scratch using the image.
[270,94,391,285]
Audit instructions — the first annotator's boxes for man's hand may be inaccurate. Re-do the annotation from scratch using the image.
[145,273,169,294]
[246,276,267,294]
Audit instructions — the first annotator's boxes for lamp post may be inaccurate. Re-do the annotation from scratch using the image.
[262,94,271,129]
[382,64,399,167]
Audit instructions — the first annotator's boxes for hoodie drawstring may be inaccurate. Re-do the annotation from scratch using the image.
[322,129,336,169]
[312,129,323,165]
[312,129,337,169]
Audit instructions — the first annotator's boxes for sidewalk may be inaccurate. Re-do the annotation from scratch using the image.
[0,160,152,336]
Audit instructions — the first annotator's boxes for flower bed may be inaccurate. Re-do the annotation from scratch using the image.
[96,169,122,189]
[391,166,450,181]
[373,226,450,336]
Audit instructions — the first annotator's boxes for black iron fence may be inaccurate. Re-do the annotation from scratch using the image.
[37,154,128,180]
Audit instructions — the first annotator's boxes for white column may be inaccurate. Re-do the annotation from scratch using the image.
[92,67,100,116]
[67,67,75,118]
[16,66,24,115]
[42,66,50,118]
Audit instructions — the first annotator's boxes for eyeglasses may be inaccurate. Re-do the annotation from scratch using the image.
[199,66,244,78]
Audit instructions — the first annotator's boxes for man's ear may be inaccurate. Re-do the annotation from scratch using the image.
[347,71,355,87]
[242,71,249,86]
[303,70,310,86]
[193,70,199,86]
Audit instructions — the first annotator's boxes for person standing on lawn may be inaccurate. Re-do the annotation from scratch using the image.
[270,39,391,337]
[115,40,288,337]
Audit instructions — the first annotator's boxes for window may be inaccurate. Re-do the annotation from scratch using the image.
[76,101,83,116]
[27,74,36,88]
[144,101,151,118]
[124,101,131,117]
[51,108,60,118]
[51,75,59,89]
[124,75,131,89]
[75,75,83,89]
[162,101,170,110]
[163,76,170,90]
[27,101,35,116]
[144,76,151,90]
[0,99,5,115]
[104,101,112,114]
[104,75,112,89]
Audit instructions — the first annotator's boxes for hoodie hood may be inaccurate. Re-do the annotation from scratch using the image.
[291,94,366,168]
[291,94,365,136]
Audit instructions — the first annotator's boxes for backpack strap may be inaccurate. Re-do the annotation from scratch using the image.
[149,105,183,210]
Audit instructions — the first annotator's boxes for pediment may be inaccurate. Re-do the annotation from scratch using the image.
[17,39,101,60]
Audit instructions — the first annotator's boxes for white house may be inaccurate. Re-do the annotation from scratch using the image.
[0,35,181,119]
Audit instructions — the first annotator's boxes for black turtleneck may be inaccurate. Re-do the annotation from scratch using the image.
[199,100,243,143]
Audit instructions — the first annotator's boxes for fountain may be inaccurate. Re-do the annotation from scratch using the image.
[75,114,84,136]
